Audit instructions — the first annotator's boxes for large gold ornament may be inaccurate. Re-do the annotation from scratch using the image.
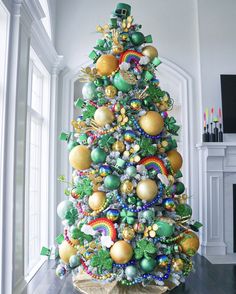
[177,231,200,256]
[110,240,133,264]
[69,145,91,170]
[122,227,135,241]
[120,180,133,194]
[96,54,119,76]
[172,258,184,272]
[59,240,78,264]
[112,141,126,152]
[88,191,106,211]
[105,85,117,98]
[139,111,164,136]
[142,45,158,60]
[94,106,115,127]
[136,179,158,201]
[167,149,183,172]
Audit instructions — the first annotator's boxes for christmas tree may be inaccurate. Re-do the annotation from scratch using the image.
[56,3,202,290]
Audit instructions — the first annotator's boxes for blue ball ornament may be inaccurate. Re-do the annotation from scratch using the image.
[106,209,120,221]
[99,165,112,177]
[124,130,136,143]
[156,255,169,268]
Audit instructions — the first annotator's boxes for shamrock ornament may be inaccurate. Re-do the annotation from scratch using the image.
[99,134,116,149]
[65,207,78,226]
[90,249,113,274]
[120,209,137,225]
[165,116,180,135]
[139,137,156,157]
[75,178,93,198]
[134,239,157,260]
[72,224,93,244]
[83,104,97,119]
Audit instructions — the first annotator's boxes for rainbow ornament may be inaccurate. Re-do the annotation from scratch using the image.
[88,218,117,241]
[119,50,143,64]
[124,130,136,143]
[140,156,168,176]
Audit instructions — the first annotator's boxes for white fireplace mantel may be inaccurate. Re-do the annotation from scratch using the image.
[197,142,236,258]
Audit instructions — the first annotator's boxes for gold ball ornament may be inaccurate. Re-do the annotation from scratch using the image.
[110,240,133,264]
[105,85,117,98]
[139,111,164,136]
[112,141,126,152]
[94,106,115,127]
[172,258,184,272]
[59,239,79,264]
[167,149,183,172]
[122,227,135,241]
[120,180,133,194]
[69,145,91,170]
[177,231,200,256]
[136,179,158,201]
[96,54,119,76]
[142,45,158,61]
[88,191,106,211]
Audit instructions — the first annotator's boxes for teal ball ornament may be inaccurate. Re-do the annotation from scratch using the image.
[142,209,155,222]
[104,175,121,190]
[99,165,112,177]
[106,209,120,221]
[156,255,169,268]
[91,147,107,164]
[125,265,137,279]
[124,130,136,143]
[140,258,157,273]
[67,141,79,152]
[57,200,73,220]
[130,32,145,46]
[155,217,175,237]
[126,166,137,177]
[82,82,97,100]
[162,198,176,212]
[175,182,185,195]
[69,255,80,268]
[113,72,133,93]
[176,203,192,217]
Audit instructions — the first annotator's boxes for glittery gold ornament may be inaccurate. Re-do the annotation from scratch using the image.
[112,29,124,55]
[136,179,158,201]
[167,149,183,172]
[59,240,79,264]
[96,54,119,76]
[112,141,125,152]
[139,111,164,136]
[88,191,106,211]
[122,227,135,241]
[120,180,133,194]
[110,240,133,264]
[94,106,115,127]
[105,85,117,98]
[69,145,91,170]
[172,258,184,272]
[142,45,158,60]
[177,231,200,256]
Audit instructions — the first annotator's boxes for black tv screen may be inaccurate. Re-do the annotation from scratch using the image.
[221,75,236,133]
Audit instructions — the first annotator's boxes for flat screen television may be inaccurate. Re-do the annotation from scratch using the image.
[220,75,236,133]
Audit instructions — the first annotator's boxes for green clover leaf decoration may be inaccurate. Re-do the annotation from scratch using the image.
[65,207,78,226]
[120,209,137,225]
[90,249,113,274]
[98,134,115,149]
[75,178,93,198]
[134,239,157,260]
[139,137,156,156]
[82,104,96,119]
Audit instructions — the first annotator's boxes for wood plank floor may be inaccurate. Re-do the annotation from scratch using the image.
[23,255,236,294]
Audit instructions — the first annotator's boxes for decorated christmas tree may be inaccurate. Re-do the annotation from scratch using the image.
[55,3,202,292]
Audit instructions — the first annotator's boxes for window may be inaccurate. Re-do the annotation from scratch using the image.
[39,0,52,39]
[24,48,50,279]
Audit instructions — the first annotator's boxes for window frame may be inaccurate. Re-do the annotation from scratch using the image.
[24,47,51,281]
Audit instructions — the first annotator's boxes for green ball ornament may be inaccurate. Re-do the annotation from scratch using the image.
[175,182,185,194]
[91,147,107,164]
[67,141,79,151]
[155,217,175,237]
[176,203,192,217]
[69,255,80,268]
[104,175,121,190]
[140,258,157,273]
[113,72,133,92]
[57,200,73,220]
[130,32,145,46]
[126,166,137,177]
[94,78,103,87]
[142,209,155,221]
[125,265,137,279]
[82,82,97,100]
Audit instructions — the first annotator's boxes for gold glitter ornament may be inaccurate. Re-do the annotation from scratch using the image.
[172,258,184,272]
[122,227,135,241]
[94,106,115,127]
[136,179,158,201]
[120,180,133,194]
[112,141,126,152]
[110,240,133,264]
[105,85,117,98]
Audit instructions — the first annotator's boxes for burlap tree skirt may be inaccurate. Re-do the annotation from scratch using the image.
[73,273,176,294]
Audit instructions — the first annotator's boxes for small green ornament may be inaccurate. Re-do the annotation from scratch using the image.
[78,133,88,144]
[140,258,157,273]
[113,72,133,92]
[175,182,185,194]
[104,175,121,190]
[126,166,137,177]
[69,255,80,268]
[82,82,97,100]
[176,203,192,217]
[130,32,145,46]
[57,200,73,220]
[94,78,103,87]
[155,217,175,237]
[91,147,107,164]
[125,265,137,279]
[67,141,78,151]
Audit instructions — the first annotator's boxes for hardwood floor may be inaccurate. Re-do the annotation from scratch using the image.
[23,255,236,294]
